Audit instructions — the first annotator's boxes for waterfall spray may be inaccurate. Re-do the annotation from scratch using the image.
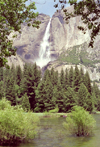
[36,18,51,68]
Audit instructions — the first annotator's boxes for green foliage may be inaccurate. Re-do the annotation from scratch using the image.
[54,0,100,48]
[0,62,100,113]
[78,83,89,108]
[84,71,92,93]
[0,98,39,145]
[73,65,81,92]
[68,66,74,88]
[64,87,77,112]
[60,68,65,88]
[0,0,40,67]
[21,93,30,112]
[49,105,59,113]
[63,106,96,136]
[58,47,80,65]
[58,44,100,67]
[34,82,45,112]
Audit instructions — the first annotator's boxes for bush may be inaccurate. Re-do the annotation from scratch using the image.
[49,106,59,113]
[63,106,95,136]
[0,98,39,145]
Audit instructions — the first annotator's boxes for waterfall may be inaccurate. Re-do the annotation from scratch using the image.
[36,18,51,68]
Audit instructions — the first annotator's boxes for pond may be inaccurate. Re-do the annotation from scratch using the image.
[1,114,100,147]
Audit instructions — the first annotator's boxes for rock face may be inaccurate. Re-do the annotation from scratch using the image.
[50,7,100,60]
[8,6,100,82]
[7,54,25,69]
[9,14,50,63]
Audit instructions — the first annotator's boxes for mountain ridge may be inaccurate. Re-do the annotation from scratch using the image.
[8,6,100,83]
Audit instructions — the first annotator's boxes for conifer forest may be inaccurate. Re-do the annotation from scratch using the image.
[1,63,100,113]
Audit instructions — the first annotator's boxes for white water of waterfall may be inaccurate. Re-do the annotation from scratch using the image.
[36,18,51,68]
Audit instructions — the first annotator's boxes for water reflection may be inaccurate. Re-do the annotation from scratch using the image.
[0,114,100,147]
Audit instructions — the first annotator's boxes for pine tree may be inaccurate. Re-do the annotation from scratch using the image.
[86,93,94,112]
[73,65,80,92]
[21,63,41,111]
[80,67,84,84]
[34,82,45,112]
[68,66,74,88]
[78,83,89,109]
[0,67,3,81]
[32,63,41,87]
[91,82,100,110]
[64,87,77,112]
[5,76,16,105]
[43,76,53,111]
[60,68,65,88]
[21,93,30,112]
[50,67,55,86]
[65,68,69,90]
[55,81,65,112]
[84,71,92,94]
[16,65,22,86]
[54,70,59,86]
[43,69,51,81]
[10,64,16,81]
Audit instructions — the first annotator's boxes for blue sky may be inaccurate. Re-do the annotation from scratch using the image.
[26,0,82,17]
[35,0,70,17]
[26,0,70,17]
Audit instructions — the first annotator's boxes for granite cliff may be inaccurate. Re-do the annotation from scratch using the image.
[8,6,100,82]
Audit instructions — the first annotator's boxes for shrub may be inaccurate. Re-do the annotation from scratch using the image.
[63,106,95,136]
[0,98,39,145]
[49,106,59,113]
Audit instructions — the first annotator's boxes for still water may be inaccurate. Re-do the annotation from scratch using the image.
[1,114,100,147]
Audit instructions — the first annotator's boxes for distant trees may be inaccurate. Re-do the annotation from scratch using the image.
[0,64,100,112]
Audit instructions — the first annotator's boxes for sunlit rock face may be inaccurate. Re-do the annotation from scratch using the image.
[50,7,100,60]
[7,54,25,69]
[8,6,100,84]
[9,14,50,63]
[9,7,100,64]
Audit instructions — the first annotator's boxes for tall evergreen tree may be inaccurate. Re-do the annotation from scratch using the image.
[84,71,92,94]
[43,76,53,111]
[65,68,69,90]
[56,81,65,112]
[73,65,80,92]
[32,63,41,87]
[64,87,77,112]
[0,67,3,81]
[21,63,41,110]
[78,83,89,109]
[86,93,94,112]
[43,69,51,82]
[34,82,45,112]
[60,68,65,88]
[21,93,30,112]
[54,70,59,86]
[92,82,100,109]
[5,76,16,105]
[79,67,85,86]
[68,66,74,88]
[16,65,22,86]
[50,67,55,86]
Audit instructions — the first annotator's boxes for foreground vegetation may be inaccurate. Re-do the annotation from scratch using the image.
[63,106,96,136]
[0,98,39,145]
[0,63,100,113]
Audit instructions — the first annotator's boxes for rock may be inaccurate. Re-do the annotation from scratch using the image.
[8,14,50,63]
[7,7,100,83]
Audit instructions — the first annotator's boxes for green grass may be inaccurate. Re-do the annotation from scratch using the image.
[58,43,100,68]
